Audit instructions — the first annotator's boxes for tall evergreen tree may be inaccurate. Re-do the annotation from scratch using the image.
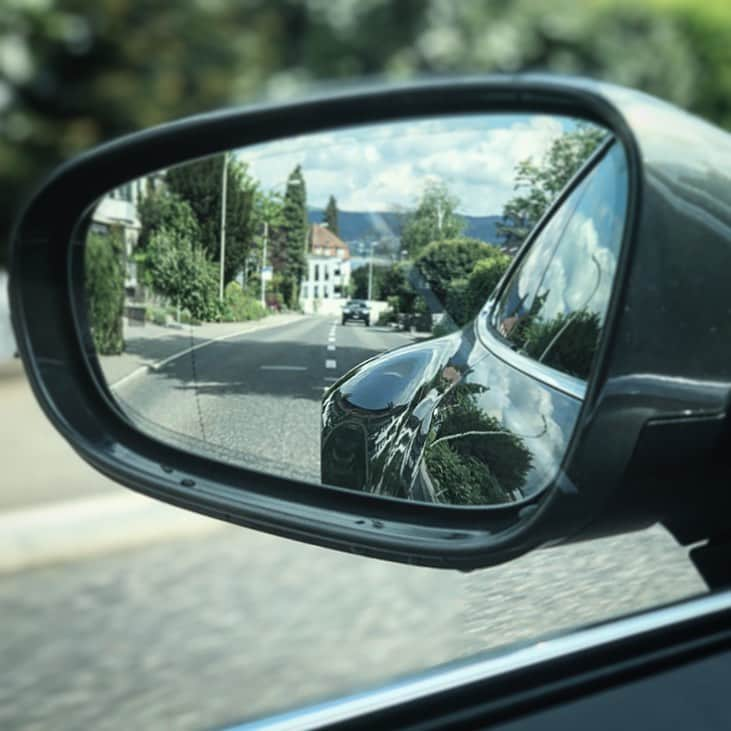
[278,165,308,307]
[323,195,339,236]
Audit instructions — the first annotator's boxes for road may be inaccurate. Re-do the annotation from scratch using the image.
[110,315,414,483]
[0,316,709,731]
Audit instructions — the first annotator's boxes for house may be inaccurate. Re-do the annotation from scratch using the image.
[300,224,351,313]
[89,174,164,298]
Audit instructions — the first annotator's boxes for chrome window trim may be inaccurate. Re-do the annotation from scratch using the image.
[477,312,587,400]
[231,590,730,731]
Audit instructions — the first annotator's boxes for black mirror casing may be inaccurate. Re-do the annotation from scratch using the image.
[9,76,731,571]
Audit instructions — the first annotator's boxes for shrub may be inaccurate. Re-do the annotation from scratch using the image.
[85,229,125,355]
[415,238,507,306]
[146,226,220,322]
[445,278,471,326]
[221,281,266,322]
[465,254,511,318]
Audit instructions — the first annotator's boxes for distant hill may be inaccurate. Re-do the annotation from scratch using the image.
[308,209,504,248]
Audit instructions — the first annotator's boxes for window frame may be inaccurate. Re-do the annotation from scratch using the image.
[477,136,623,402]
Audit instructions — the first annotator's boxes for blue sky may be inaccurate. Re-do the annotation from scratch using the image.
[237,114,580,216]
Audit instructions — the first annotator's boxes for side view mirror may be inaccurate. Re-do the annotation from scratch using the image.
[9,77,731,578]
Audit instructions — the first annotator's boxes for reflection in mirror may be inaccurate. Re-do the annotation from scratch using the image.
[83,113,625,506]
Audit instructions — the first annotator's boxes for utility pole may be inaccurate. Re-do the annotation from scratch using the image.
[261,221,268,309]
[218,151,229,302]
[367,241,374,302]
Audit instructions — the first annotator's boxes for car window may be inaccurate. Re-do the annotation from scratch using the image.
[491,142,628,380]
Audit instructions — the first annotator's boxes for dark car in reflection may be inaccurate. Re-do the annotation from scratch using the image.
[342,299,371,326]
[322,139,628,506]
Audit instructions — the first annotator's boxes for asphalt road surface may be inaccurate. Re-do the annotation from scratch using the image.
[0,319,709,731]
[0,521,706,731]
[111,315,414,483]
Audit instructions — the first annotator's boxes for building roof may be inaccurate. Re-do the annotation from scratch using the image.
[310,224,350,260]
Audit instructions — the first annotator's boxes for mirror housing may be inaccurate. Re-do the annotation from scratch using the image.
[9,76,731,570]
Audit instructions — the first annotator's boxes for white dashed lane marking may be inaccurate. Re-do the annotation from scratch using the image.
[325,359,337,369]
[260,365,307,371]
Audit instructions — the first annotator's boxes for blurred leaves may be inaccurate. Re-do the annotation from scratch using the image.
[3,0,731,266]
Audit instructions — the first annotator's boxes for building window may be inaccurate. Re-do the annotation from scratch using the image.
[324,286,329,299]
[314,285,319,298]
[302,285,308,298]
[314,264,320,282]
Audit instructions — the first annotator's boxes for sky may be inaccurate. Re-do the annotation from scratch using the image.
[237,113,582,217]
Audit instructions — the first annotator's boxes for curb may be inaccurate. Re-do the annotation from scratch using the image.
[0,492,226,575]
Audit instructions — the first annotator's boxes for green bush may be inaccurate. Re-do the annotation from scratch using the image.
[146,225,221,322]
[445,278,471,326]
[221,281,266,322]
[85,229,125,355]
[465,254,511,317]
[415,238,502,303]
[377,309,395,326]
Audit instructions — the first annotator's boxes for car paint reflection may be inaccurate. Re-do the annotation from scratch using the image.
[321,324,581,506]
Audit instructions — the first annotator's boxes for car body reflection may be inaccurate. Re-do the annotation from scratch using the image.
[321,324,581,506]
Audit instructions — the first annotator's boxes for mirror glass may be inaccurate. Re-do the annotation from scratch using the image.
[83,113,627,506]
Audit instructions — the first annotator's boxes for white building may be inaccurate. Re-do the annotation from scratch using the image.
[89,175,163,297]
[300,224,351,314]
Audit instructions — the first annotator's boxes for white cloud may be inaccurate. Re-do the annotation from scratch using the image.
[237,114,574,216]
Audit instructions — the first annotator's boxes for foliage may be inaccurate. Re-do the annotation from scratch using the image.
[221,281,266,322]
[464,254,511,319]
[85,228,125,355]
[323,195,339,236]
[269,165,308,308]
[350,263,390,300]
[380,262,417,314]
[165,155,258,284]
[518,308,602,380]
[4,0,731,272]
[444,278,471,328]
[498,124,607,245]
[415,238,505,305]
[146,226,219,321]
[138,188,199,251]
[424,383,532,505]
[401,180,464,258]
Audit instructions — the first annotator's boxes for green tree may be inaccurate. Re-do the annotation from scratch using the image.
[85,227,126,355]
[275,164,308,307]
[424,382,533,505]
[165,155,258,284]
[465,254,511,319]
[381,261,417,314]
[401,180,464,258]
[498,124,606,245]
[323,195,339,236]
[137,188,200,252]
[415,237,505,305]
[146,211,219,322]
[350,263,390,300]
[5,0,731,272]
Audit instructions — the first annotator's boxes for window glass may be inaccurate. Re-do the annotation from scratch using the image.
[492,142,627,380]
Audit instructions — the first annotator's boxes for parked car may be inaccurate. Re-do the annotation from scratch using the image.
[341,299,371,326]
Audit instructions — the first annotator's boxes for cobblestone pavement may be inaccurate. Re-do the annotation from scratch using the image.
[0,521,705,731]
